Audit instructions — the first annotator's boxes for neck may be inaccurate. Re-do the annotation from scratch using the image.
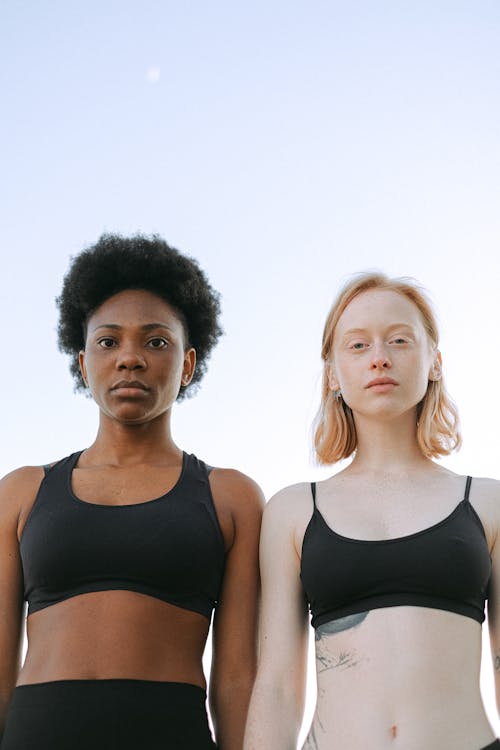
[349,410,431,474]
[86,411,181,465]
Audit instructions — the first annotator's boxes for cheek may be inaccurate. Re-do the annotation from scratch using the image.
[333,357,357,391]
[81,353,107,389]
[411,351,433,385]
[415,368,432,401]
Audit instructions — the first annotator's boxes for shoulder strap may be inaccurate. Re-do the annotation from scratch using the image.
[310,482,317,508]
[40,451,83,481]
[183,452,224,535]
[464,475,472,502]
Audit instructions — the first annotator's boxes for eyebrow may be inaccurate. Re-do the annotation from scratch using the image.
[91,323,175,333]
[340,323,417,339]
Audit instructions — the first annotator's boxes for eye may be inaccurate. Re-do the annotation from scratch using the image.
[390,337,408,345]
[147,337,168,349]
[97,337,116,348]
[350,342,368,350]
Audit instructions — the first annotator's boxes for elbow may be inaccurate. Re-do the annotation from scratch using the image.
[252,671,305,722]
[209,668,256,710]
[243,677,304,750]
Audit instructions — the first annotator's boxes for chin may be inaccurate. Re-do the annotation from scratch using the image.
[375,405,418,421]
[118,416,151,427]
[353,400,415,420]
[104,406,152,425]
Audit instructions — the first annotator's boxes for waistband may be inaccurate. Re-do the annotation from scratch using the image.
[13,679,206,700]
[3,679,216,750]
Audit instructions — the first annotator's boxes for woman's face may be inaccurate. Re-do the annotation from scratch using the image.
[330,288,439,422]
[79,289,195,425]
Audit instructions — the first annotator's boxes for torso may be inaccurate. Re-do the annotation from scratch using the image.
[292,466,499,750]
[304,607,492,750]
[15,451,235,689]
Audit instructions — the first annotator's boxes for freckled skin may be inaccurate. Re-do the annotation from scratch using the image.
[245,282,500,750]
[330,289,437,424]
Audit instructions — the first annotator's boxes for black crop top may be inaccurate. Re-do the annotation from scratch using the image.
[300,477,491,628]
[20,451,225,618]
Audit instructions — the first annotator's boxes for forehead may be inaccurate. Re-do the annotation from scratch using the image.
[88,289,183,329]
[335,288,425,336]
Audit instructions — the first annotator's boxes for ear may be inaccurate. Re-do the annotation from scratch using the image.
[326,362,340,391]
[181,348,197,387]
[78,350,89,387]
[429,350,442,382]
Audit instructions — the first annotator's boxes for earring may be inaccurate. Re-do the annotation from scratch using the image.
[332,389,342,401]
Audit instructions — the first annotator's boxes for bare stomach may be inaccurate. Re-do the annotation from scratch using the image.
[18,590,210,687]
[303,607,495,750]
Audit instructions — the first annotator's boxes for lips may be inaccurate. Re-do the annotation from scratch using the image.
[111,380,149,391]
[365,377,398,389]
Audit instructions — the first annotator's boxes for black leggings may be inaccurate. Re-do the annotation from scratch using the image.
[482,743,500,750]
[0,679,217,750]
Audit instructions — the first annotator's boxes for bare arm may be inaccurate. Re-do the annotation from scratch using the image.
[0,468,38,739]
[208,470,264,750]
[244,486,310,750]
[482,478,500,718]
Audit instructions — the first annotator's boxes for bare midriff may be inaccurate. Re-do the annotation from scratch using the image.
[303,606,495,750]
[18,590,210,688]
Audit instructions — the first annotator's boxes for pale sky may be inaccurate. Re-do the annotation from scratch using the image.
[1,1,499,741]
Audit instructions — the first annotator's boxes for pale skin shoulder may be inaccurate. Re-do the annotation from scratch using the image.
[244,482,315,750]
[263,481,317,555]
[467,475,500,550]
[207,468,265,750]
[469,475,500,716]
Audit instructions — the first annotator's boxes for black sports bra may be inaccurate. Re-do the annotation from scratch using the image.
[300,477,491,628]
[20,451,226,619]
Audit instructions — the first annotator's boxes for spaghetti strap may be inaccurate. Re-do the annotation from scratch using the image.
[310,482,317,508]
[464,475,472,502]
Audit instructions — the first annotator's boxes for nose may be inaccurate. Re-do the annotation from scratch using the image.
[370,343,391,370]
[116,349,147,371]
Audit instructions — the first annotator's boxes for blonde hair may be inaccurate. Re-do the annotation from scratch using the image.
[313,272,462,464]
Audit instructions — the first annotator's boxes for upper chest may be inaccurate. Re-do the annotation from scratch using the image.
[310,473,474,542]
[71,464,183,506]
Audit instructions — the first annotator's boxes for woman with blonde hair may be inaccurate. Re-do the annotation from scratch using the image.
[245,272,500,750]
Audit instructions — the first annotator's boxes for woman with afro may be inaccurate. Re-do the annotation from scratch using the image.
[0,234,263,750]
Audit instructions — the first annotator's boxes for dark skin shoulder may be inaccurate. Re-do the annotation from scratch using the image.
[11,466,48,541]
[0,466,44,735]
[208,468,265,750]
[0,461,264,750]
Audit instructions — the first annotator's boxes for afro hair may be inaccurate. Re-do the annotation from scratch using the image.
[56,233,223,399]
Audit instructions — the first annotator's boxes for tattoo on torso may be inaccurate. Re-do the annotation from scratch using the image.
[302,726,320,750]
[315,611,369,641]
[305,611,370,747]
[314,612,369,675]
